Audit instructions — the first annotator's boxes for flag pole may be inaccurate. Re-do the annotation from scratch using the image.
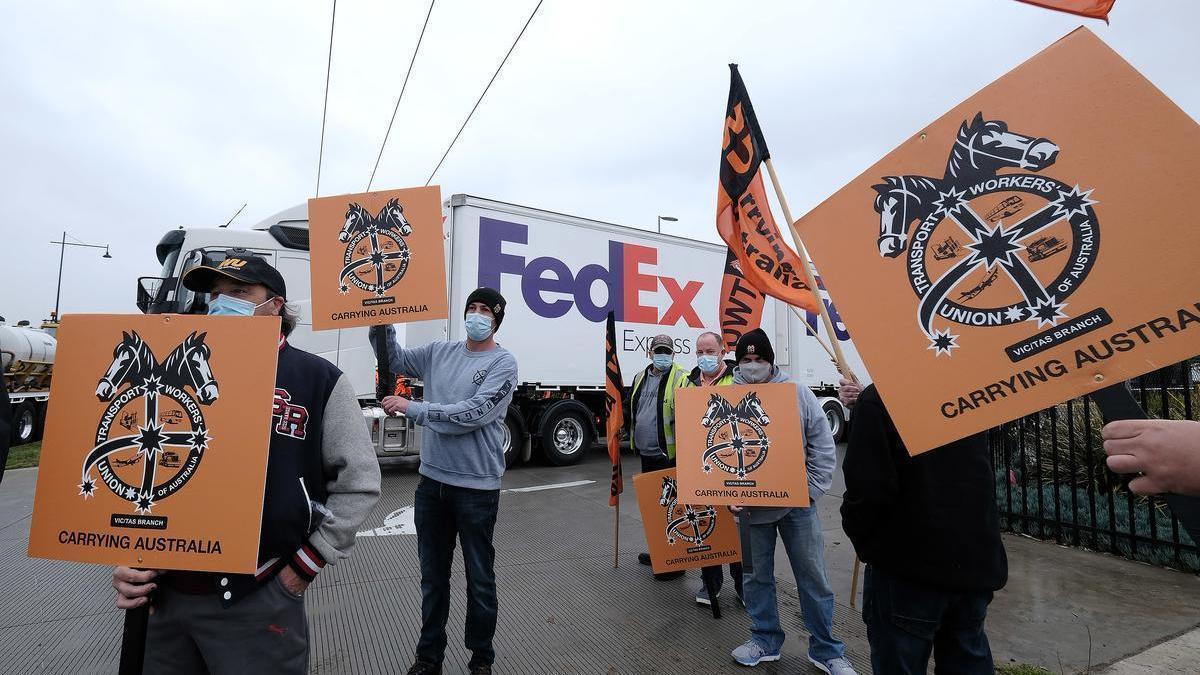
[788,306,838,365]
[764,158,857,383]
[614,498,620,568]
[849,554,862,608]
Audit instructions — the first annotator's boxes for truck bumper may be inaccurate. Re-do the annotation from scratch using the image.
[364,406,421,458]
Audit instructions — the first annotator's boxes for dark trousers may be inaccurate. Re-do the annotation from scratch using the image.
[415,476,500,667]
[144,579,309,674]
[863,565,995,674]
[640,452,675,473]
[701,561,744,596]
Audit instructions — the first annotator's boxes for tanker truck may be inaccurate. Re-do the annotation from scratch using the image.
[0,319,57,446]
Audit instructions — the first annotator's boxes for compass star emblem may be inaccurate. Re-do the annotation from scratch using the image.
[1028,296,1068,328]
[188,427,213,453]
[933,186,968,217]
[1048,184,1098,220]
[78,479,96,498]
[927,328,960,357]
[135,493,156,514]
[136,420,168,458]
[966,222,1024,270]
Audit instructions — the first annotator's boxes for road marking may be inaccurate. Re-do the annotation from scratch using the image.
[502,479,594,494]
[357,506,415,537]
[356,480,596,537]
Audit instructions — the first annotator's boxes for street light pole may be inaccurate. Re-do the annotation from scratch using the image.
[657,215,678,234]
[51,232,112,320]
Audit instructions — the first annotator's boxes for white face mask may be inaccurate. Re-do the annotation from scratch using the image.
[738,361,772,383]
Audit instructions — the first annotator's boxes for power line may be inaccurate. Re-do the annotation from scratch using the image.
[366,0,437,192]
[315,0,338,197]
[424,0,544,187]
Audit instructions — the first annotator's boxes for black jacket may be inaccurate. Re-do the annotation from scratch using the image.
[840,384,1008,592]
[0,374,10,485]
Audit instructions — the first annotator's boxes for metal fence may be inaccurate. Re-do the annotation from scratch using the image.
[989,358,1199,573]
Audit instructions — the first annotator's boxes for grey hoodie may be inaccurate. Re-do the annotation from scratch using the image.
[733,364,836,524]
[372,327,518,490]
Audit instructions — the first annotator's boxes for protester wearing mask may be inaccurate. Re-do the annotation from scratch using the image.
[728,329,856,675]
[684,331,743,606]
[110,250,381,674]
[630,334,689,578]
[370,287,518,675]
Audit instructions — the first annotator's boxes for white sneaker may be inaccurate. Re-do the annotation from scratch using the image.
[810,656,858,675]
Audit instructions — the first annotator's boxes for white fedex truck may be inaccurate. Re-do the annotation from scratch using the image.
[139,194,866,468]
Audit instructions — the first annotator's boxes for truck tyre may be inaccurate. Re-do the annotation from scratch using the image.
[502,412,524,469]
[823,400,846,444]
[538,406,594,466]
[11,402,37,446]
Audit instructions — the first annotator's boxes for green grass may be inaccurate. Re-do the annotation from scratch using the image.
[4,441,40,470]
[995,664,1053,675]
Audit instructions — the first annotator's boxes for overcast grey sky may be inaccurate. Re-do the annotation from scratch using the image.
[2,0,1196,325]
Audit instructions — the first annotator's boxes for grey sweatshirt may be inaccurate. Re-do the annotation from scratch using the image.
[374,329,518,490]
[311,373,383,564]
[733,364,837,525]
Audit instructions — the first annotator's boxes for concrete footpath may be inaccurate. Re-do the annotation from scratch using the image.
[1,445,1197,673]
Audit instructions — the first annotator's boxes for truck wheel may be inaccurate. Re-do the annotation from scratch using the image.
[502,414,523,469]
[823,400,846,443]
[11,402,37,446]
[539,407,594,466]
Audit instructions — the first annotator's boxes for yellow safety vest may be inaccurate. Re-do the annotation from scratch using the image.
[630,362,689,459]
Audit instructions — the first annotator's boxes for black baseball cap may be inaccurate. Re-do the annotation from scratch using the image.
[181,249,287,298]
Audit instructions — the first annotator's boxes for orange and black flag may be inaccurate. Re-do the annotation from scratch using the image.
[718,248,767,354]
[604,311,625,507]
[1015,0,1114,21]
[716,64,819,315]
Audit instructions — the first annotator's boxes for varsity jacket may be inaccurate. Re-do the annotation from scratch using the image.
[172,338,381,606]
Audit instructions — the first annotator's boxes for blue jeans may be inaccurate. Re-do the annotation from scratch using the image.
[414,476,500,667]
[862,566,994,674]
[742,505,844,661]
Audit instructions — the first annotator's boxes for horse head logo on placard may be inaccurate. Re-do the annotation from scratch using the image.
[658,475,717,549]
[80,331,218,514]
[338,198,414,299]
[700,391,771,483]
[871,113,1099,356]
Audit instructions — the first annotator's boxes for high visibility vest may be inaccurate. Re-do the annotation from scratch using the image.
[685,365,734,388]
[630,362,689,459]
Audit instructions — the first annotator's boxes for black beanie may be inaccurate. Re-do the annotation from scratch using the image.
[465,287,506,331]
[735,328,774,364]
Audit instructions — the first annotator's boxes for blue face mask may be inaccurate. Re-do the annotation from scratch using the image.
[652,354,673,371]
[698,355,721,374]
[464,312,494,341]
[207,294,268,316]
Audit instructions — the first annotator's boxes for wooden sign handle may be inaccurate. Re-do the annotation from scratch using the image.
[118,605,149,675]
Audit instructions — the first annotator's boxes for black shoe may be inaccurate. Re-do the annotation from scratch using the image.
[468,664,492,675]
[406,660,441,675]
[638,552,652,566]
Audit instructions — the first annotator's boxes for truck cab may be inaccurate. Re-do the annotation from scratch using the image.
[136,206,427,464]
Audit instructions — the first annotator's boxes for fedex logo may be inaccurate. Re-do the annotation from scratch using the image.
[477,217,704,326]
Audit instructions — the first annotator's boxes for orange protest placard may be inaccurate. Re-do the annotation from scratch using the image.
[308,186,449,331]
[674,382,809,507]
[632,468,742,574]
[28,314,279,573]
[795,28,1200,454]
